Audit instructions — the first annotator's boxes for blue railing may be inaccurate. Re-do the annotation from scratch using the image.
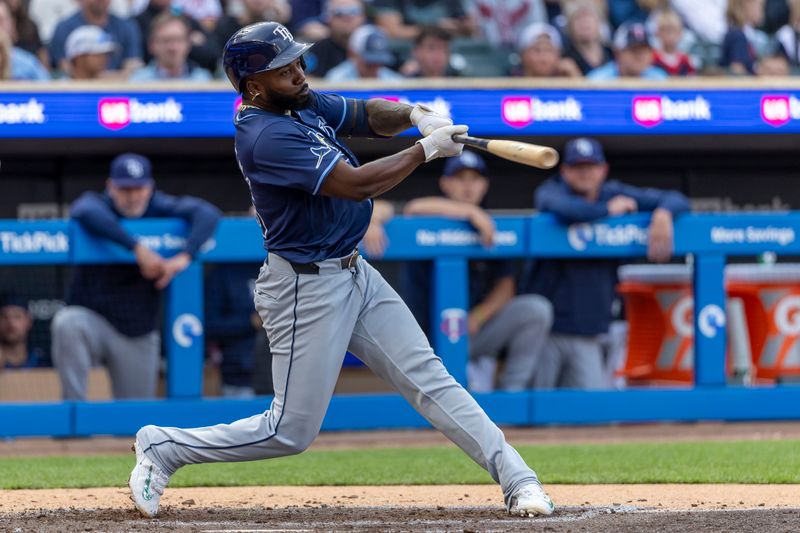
[3,212,800,437]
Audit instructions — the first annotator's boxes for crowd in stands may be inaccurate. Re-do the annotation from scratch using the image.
[1,0,800,81]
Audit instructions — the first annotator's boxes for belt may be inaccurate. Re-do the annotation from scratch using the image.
[288,250,359,275]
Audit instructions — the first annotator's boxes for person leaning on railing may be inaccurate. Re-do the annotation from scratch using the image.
[50,153,221,401]
[520,137,690,390]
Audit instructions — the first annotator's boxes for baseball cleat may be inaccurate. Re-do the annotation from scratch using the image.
[128,435,170,518]
[508,482,555,517]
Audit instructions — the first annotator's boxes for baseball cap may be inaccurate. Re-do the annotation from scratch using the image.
[443,150,488,177]
[518,22,563,51]
[109,153,155,187]
[563,137,605,165]
[612,22,651,50]
[65,25,118,60]
[0,293,27,311]
[348,25,393,65]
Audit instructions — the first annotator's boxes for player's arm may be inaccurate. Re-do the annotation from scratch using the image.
[469,276,515,336]
[70,192,139,249]
[365,98,452,137]
[404,197,494,247]
[321,125,467,201]
[534,182,609,223]
[321,145,426,201]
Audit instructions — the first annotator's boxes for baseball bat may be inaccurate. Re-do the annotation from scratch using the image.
[452,135,559,170]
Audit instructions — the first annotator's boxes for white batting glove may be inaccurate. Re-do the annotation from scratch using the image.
[410,104,453,137]
[416,124,468,162]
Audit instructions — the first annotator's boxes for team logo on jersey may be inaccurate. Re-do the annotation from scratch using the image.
[317,117,336,139]
[308,131,335,169]
[440,308,467,343]
[173,313,203,348]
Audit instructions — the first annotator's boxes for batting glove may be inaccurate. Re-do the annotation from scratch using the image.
[410,104,453,137]
[416,124,468,162]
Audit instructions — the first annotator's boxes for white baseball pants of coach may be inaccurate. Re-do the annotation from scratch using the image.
[138,253,540,505]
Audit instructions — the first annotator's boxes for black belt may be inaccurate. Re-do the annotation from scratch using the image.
[288,250,359,275]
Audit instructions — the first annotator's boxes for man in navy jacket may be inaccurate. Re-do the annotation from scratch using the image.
[522,137,690,389]
[51,153,221,400]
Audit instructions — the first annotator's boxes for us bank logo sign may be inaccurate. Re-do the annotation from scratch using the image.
[0,98,46,124]
[99,97,184,130]
[502,96,583,128]
[567,223,648,251]
[632,95,711,127]
[761,95,800,127]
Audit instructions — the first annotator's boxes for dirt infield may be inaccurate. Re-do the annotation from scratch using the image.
[3,422,800,531]
[2,485,800,532]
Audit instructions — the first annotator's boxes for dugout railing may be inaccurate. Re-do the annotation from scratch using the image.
[2,212,800,437]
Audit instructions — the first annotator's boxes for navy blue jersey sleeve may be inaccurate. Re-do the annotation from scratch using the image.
[535,178,610,223]
[70,192,138,249]
[312,91,371,137]
[607,181,691,215]
[148,192,222,257]
[251,121,344,195]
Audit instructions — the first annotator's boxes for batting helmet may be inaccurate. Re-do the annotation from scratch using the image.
[222,22,314,93]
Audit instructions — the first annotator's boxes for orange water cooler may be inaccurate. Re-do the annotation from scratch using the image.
[726,264,800,383]
[617,265,694,384]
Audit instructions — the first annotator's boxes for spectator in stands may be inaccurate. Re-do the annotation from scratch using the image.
[670,0,727,45]
[325,24,402,81]
[136,0,217,73]
[213,0,291,58]
[51,153,221,401]
[587,21,668,80]
[372,0,474,40]
[402,25,455,78]
[720,0,770,75]
[471,0,547,50]
[130,14,212,81]
[205,261,266,398]
[756,50,791,75]
[0,0,45,61]
[171,0,222,32]
[302,0,364,78]
[0,2,49,80]
[651,9,695,76]
[516,21,581,77]
[521,137,690,390]
[776,0,800,69]
[0,295,42,370]
[288,0,327,41]
[608,0,666,29]
[562,0,613,76]
[64,25,117,80]
[49,0,144,78]
[366,152,554,392]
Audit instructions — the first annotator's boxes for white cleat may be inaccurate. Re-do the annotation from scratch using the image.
[508,482,555,517]
[128,437,170,518]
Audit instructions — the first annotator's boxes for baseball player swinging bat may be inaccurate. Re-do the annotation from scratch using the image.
[452,134,559,170]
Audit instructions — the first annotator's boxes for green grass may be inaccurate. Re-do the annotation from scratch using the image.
[2,440,800,489]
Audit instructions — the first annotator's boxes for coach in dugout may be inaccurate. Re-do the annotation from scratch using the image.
[51,153,221,401]
[521,137,690,390]
[365,151,554,392]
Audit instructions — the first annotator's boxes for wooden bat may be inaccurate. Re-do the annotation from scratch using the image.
[452,135,559,170]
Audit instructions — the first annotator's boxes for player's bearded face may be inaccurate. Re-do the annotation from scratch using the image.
[265,83,311,111]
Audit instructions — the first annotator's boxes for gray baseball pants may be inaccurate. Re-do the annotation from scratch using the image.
[533,333,610,390]
[51,306,160,400]
[138,253,539,503]
[470,294,553,391]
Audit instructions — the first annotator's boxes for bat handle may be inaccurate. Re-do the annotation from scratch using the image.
[452,134,489,149]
